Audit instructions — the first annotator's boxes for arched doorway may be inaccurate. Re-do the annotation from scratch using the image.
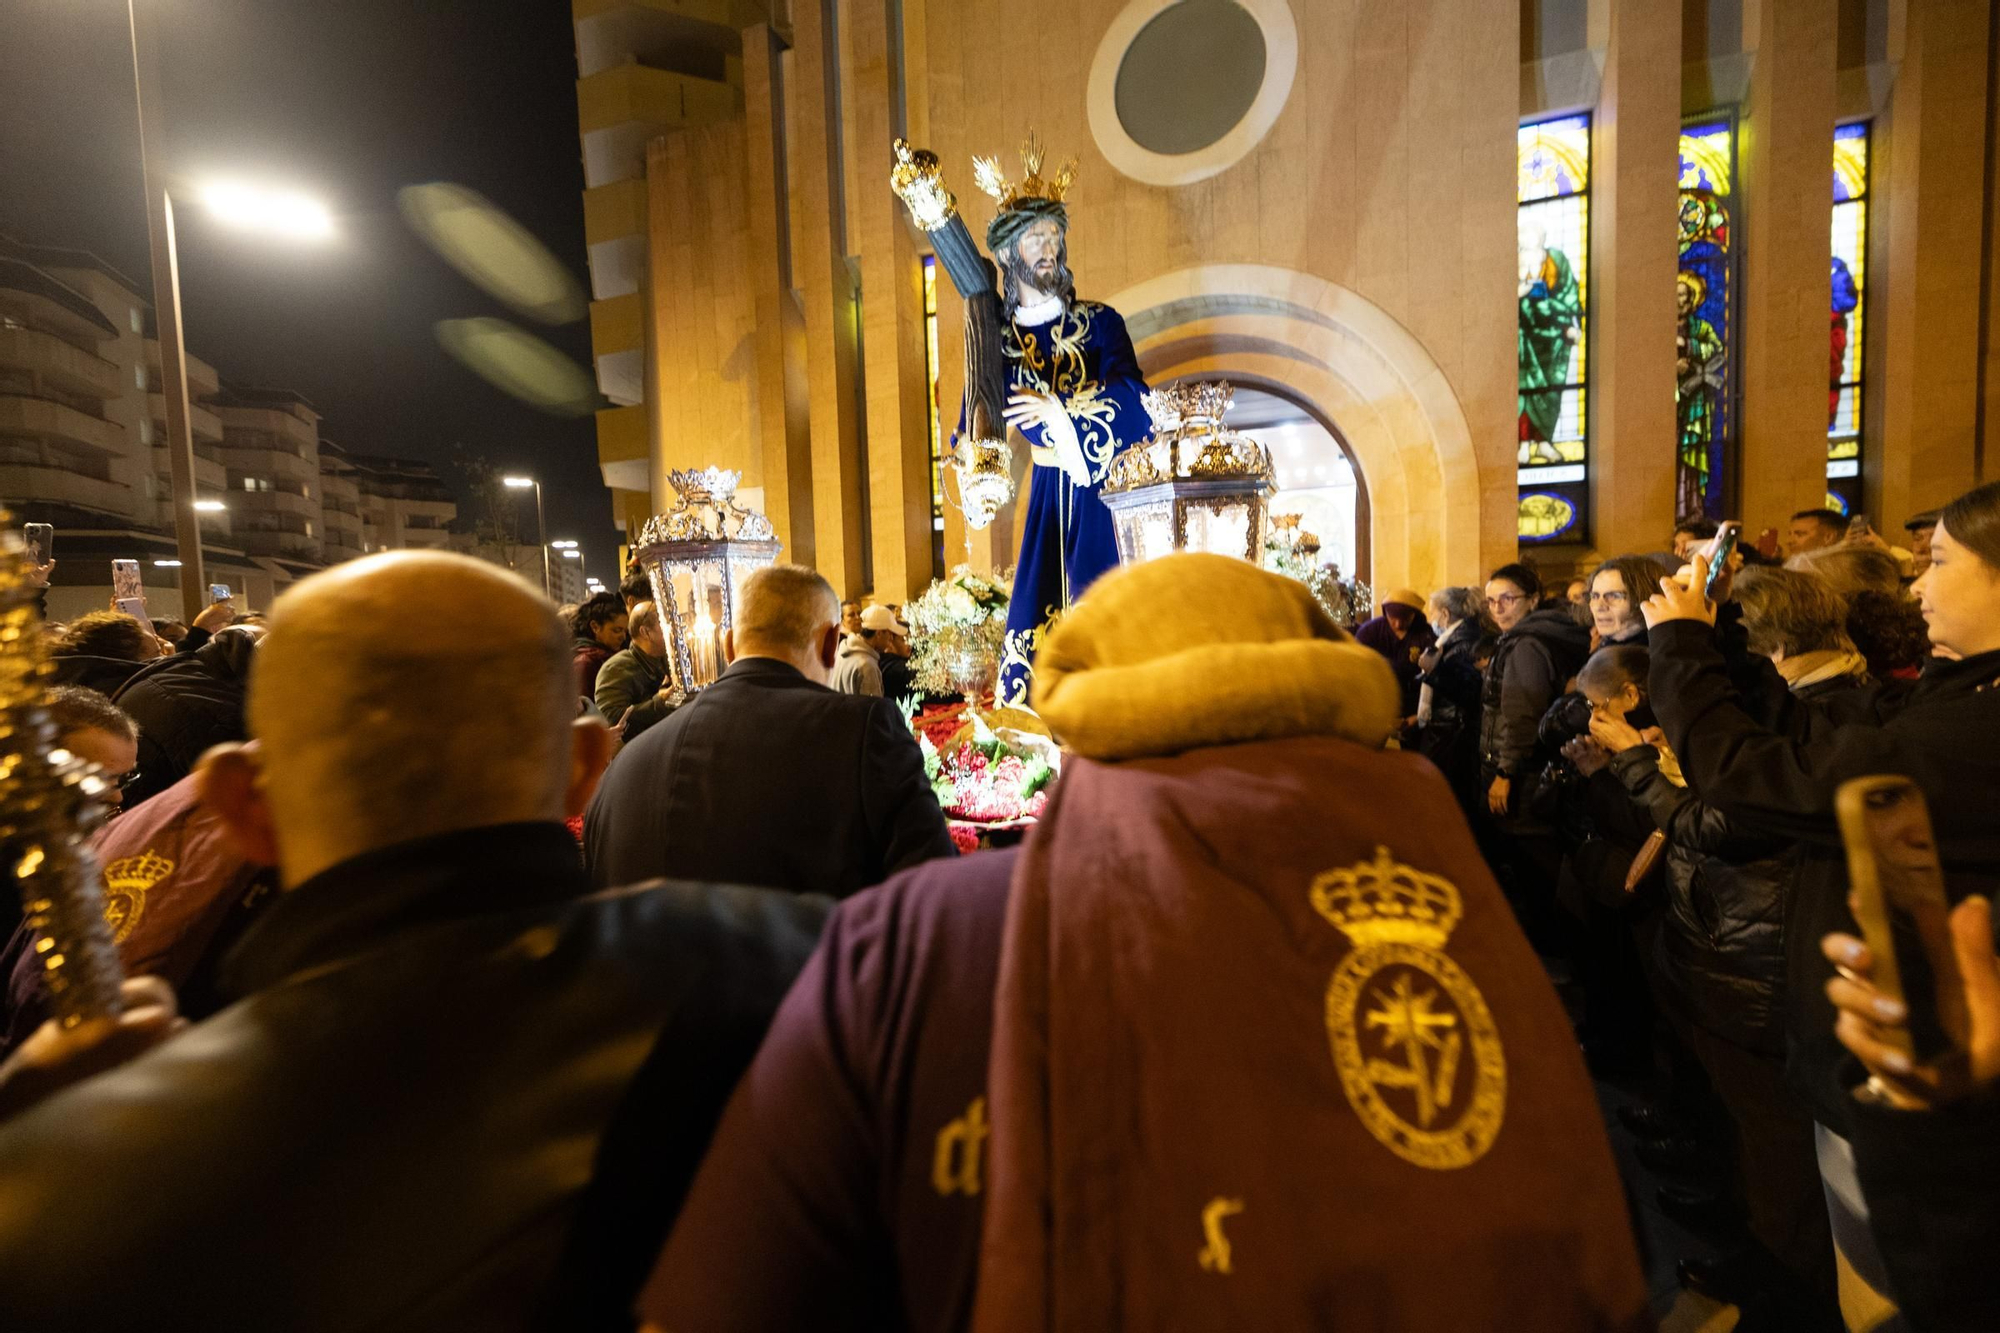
[1155,379,1370,583]
[1107,264,1506,593]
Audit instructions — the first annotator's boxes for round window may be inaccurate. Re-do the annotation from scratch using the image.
[1114,0,1267,155]
[1089,0,1298,187]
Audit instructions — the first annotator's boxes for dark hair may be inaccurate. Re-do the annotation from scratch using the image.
[1588,555,1666,606]
[570,591,626,637]
[619,566,651,606]
[1904,509,1941,534]
[1792,507,1851,537]
[1488,562,1541,599]
[1846,590,1930,678]
[46,684,138,741]
[1578,644,1650,698]
[1673,516,1719,541]
[56,610,154,662]
[1735,567,1855,658]
[152,617,189,644]
[1939,479,2000,572]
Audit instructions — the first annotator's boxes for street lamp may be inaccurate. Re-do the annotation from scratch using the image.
[124,1,331,618]
[192,499,226,513]
[501,475,550,598]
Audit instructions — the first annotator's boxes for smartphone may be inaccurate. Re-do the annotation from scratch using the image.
[1836,776,1958,1076]
[1701,521,1740,596]
[110,558,145,603]
[23,523,53,566]
[209,583,232,604]
[1849,513,1874,538]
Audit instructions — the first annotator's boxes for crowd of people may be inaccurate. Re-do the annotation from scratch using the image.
[0,483,1994,1332]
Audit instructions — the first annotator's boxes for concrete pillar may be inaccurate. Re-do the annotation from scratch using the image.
[1589,0,1682,557]
[741,24,816,566]
[1736,0,1838,531]
[792,0,869,595]
[847,0,937,600]
[1878,0,1990,524]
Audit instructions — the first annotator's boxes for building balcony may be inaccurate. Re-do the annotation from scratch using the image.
[146,343,221,398]
[149,393,224,443]
[150,445,228,492]
[220,446,317,485]
[0,325,123,400]
[0,462,130,519]
[399,527,452,549]
[0,393,123,455]
[577,61,740,188]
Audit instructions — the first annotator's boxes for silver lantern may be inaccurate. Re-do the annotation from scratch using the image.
[631,468,782,692]
[1100,380,1277,566]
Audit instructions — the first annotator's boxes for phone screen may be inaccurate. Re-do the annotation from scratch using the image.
[210,583,232,604]
[1702,522,1740,596]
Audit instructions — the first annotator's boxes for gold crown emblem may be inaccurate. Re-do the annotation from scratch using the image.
[104,850,174,896]
[972,132,1077,210]
[1310,847,1463,949]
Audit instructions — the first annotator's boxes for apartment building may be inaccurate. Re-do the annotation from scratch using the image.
[1,234,457,619]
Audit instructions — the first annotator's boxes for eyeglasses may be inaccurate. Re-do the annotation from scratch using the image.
[107,768,141,790]
[1485,593,1525,609]
[1586,590,1630,606]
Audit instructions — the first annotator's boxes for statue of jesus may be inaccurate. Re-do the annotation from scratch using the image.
[973,137,1153,707]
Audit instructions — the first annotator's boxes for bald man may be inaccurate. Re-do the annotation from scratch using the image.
[0,552,828,1332]
[586,563,955,898]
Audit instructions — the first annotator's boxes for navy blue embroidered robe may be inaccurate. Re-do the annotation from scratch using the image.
[989,300,1151,706]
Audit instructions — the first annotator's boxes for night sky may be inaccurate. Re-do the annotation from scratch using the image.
[1,0,620,577]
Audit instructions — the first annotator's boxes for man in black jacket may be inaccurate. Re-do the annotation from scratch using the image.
[0,551,827,1332]
[587,564,955,897]
[111,623,262,808]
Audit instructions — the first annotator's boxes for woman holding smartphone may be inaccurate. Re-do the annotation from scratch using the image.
[1642,480,2000,1330]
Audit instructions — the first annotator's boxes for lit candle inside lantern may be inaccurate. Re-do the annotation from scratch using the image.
[690,606,719,685]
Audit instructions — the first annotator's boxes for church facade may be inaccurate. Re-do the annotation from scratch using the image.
[569,0,1998,599]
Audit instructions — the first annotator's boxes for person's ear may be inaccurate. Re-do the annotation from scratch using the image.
[820,624,842,669]
[565,717,615,819]
[721,628,736,663]
[195,742,279,867]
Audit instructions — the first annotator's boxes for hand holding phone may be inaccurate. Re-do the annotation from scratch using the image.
[23,523,53,567]
[1700,521,1740,596]
[1834,777,1967,1107]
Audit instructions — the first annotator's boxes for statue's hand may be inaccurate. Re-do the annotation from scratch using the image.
[1006,390,1090,486]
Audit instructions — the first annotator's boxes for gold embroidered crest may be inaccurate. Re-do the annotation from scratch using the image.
[1311,847,1506,1170]
[100,850,174,945]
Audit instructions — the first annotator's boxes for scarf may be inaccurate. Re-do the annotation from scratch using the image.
[1775,647,1869,690]
[974,556,1650,1333]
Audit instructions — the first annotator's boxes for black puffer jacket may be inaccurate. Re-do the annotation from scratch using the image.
[112,628,258,808]
[1607,745,1791,1054]
[1650,623,2000,1132]
[1478,608,1591,783]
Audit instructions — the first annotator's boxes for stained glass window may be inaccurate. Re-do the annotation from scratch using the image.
[924,255,943,534]
[1517,114,1590,544]
[1828,123,1868,513]
[1677,118,1735,521]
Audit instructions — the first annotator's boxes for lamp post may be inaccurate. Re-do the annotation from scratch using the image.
[124,1,332,618]
[502,475,550,598]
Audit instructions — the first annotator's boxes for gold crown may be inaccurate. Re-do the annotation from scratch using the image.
[972,132,1077,210]
[104,850,174,895]
[1310,847,1464,949]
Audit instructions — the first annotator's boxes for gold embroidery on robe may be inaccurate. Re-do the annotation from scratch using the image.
[1197,1197,1244,1274]
[101,850,174,945]
[1311,847,1507,1170]
[932,1095,989,1197]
